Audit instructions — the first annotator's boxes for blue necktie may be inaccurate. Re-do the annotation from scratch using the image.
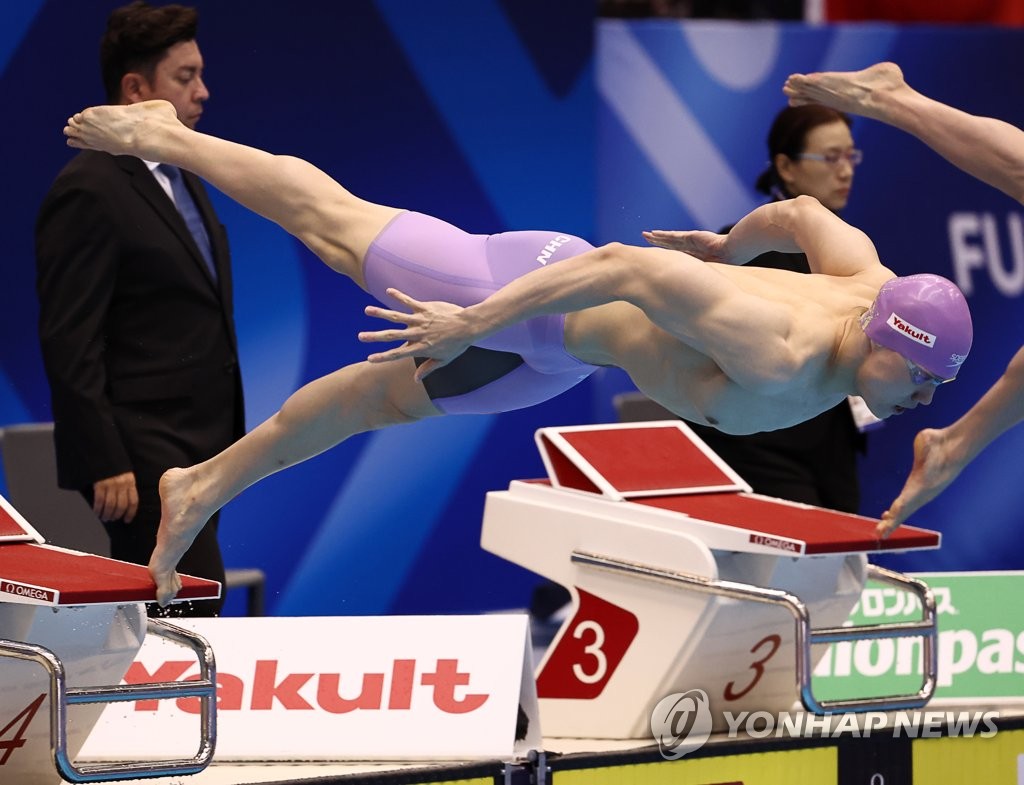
[159,164,217,281]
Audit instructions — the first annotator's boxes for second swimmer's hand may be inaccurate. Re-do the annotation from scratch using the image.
[360,288,475,381]
[642,230,734,264]
[876,427,962,539]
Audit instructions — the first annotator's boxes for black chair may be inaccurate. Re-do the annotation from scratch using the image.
[0,422,265,616]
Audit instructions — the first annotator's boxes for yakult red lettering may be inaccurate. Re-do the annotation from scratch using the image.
[120,657,490,715]
[887,313,936,348]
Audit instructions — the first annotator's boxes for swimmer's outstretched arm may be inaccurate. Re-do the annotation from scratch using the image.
[784,62,1024,205]
[361,240,798,389]
[644,196,890,281]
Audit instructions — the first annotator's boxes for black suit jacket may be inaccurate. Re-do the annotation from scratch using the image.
[36,151,244,491]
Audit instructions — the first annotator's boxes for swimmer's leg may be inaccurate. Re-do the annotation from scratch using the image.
[151,358,440,605]
[67,100,401,288]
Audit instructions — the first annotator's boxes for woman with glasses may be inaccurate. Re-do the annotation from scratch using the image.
[686,105,870,517]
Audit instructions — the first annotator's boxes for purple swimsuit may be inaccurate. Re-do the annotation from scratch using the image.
[363,211,598,414]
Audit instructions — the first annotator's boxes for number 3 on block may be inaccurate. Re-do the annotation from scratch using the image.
[723,634,782,701]
[535,589,639,699]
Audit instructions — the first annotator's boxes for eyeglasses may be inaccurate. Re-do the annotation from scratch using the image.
[796,149,864,167]
[905,358,953,387]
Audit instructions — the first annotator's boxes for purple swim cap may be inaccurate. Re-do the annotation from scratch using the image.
[861,274,972,381]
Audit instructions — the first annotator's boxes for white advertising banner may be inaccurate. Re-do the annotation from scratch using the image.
[78,614,539,762]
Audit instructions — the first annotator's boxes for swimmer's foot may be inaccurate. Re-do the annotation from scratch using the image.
[784,62,908,121]
[149,467,213,607]
[64,99,181,159]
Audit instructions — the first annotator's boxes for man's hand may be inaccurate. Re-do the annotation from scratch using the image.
[359,288,476,382]
[642,230,733,264]
[93,471,139,523]
[877,428,964,537]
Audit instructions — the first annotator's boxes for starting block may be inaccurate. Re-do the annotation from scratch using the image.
[0,494,220,784]
[482,422,941,738]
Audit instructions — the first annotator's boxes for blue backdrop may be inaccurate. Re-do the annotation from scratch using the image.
[593,20,1024,577]
[1,4,1021,615]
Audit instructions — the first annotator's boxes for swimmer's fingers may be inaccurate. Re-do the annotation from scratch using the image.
[359,308,428,356]
[361,301,432,349]
[362,288,451,329]
[642,230,730,263]
[362,342,452,382]
[413,357,450,382]
[360,326,439,364]
[362,304,418,329]
[642,230,682,249]
[383,288,425,309]
[367,288,434,319]
[360,326,414,344]
[363,341,420,362]
[361,289,472,373]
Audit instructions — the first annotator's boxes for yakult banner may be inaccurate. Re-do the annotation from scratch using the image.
[78,614,540,762]
[812,572,1024,704]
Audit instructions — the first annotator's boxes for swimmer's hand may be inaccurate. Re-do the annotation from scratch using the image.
[877,427,963,538]
[360,288,476,381]
[642,230,734,264]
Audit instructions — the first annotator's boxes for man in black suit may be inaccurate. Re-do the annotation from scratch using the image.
[35,1,243,616]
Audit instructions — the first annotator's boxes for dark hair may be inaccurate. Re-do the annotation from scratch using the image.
[754,105,852,196]
[100,1,198,103]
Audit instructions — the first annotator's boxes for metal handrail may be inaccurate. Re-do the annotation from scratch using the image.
[570,551,937,715]
[0,617,216,782]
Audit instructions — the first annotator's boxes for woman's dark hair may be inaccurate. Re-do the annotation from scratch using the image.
[754,105,852,196]
[100,1,199,103]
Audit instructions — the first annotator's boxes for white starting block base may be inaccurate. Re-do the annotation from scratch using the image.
[0,603,146,785]
[486,481,870,737]
[482,423,941,739]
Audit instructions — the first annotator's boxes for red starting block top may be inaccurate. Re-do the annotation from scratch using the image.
[528,422,940,556]
[635,492,938,554]
[536,421,749,499]
[0,492,219,606]
[0,543,221,606]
